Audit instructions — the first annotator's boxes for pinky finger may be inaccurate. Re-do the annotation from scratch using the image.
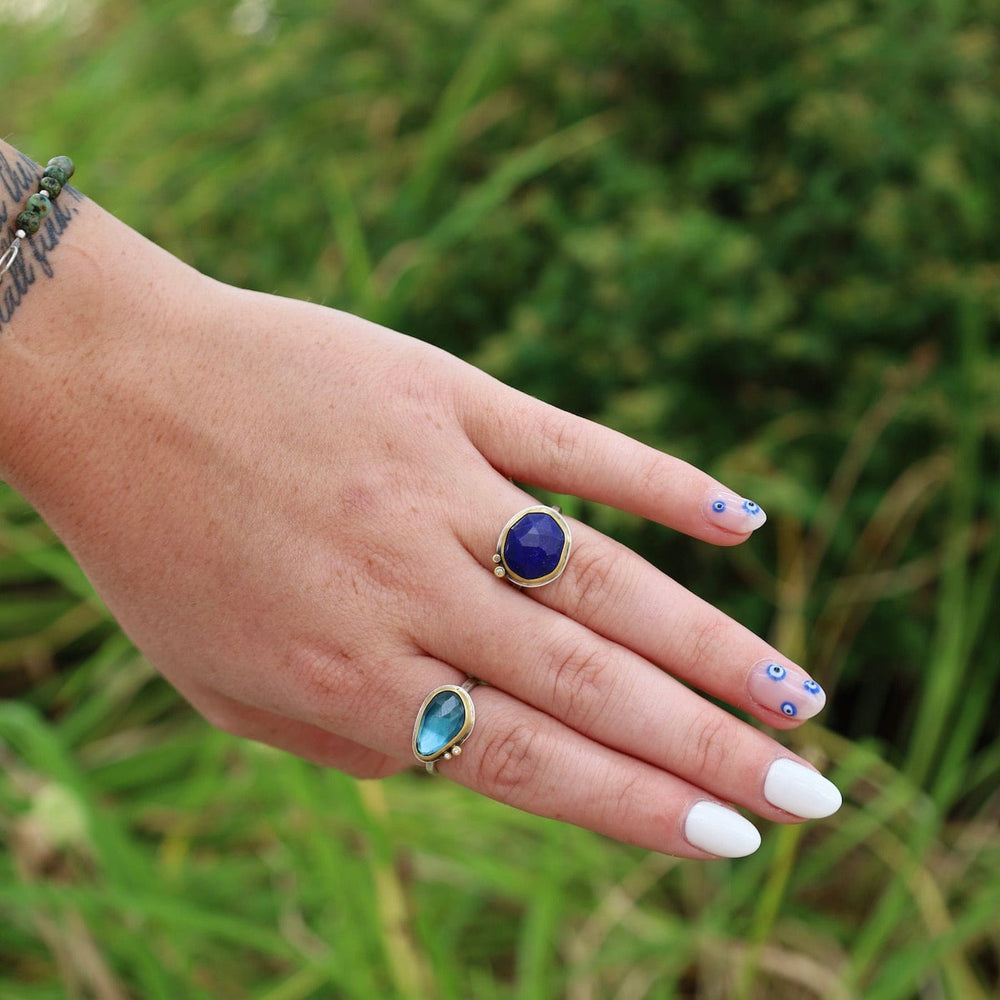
[440,686,762,859]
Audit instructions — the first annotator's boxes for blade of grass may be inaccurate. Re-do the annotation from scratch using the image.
[319,157,377,317]
[734,824,804,1000]
[0,701,147,888]
[0,881,297,961]
[515,820,569,1000]
[906,299,985,794]
[930,410,1000,804]
[375,110,619,326]
[0,515,103,606]
[860,873,1000,1000]
[842,813,944,993]
[393,2,517,223]
[271,761,387,997]
[357,779,438,1000]
[52,634,150,747]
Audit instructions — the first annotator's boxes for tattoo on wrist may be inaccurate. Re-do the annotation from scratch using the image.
[0,150,83,332]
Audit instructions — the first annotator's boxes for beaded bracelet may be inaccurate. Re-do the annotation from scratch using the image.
[0,155,76,284]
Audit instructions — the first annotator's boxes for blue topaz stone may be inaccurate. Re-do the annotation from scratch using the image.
[412,684,476,765]
[494,506,572,587]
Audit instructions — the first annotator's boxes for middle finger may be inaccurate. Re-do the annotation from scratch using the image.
[462,501,827,727]
[429,509,838,822]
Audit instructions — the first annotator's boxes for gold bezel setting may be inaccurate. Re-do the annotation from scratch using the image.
[412,683,476,766]
[494,505,572,588]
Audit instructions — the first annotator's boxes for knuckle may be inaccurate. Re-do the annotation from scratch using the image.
[636,450,672,496]
[475,722,539,796]
[537,410,584,476]
[289,644,347,698]
[680,615,728,673]
[684,710,730,782]
[607,772,644,827]
[543,635,612,728]
[564,544,619,625]
[284,643,370,729]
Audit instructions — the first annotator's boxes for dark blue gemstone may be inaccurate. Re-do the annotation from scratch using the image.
[415,690,468,757]
[503,511,567,582]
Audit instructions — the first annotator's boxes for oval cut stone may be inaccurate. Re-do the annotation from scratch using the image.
[415,689,469,757]
[502,510,567,583]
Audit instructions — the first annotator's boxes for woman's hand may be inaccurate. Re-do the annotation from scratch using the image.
[1,181,840,859]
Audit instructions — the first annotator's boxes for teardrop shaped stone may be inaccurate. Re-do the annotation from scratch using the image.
[415,689,468,757]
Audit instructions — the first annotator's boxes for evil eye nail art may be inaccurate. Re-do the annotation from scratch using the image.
[747,658,827,721]
[704,490,767,534]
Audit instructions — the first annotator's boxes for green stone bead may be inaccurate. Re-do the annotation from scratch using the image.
[39,175,62,198]
[26,193,52,219]
[15,210,42,236]
[46,155,75,180]
[43,164,69,186]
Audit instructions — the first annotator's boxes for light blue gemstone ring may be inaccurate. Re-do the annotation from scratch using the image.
[412,677,480,773]
[492,505,572,588]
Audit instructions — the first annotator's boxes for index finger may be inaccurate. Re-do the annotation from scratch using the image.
[464,383,767,544]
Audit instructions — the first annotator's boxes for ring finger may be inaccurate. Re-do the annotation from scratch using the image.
[218,647,767,858]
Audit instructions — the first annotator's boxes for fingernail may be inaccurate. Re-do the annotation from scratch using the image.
[684,801,762,858]
[764,759,842,819]
[747,658,827,721]
[704,490,767,534]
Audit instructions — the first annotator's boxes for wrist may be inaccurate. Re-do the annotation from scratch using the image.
[0,140,210,506]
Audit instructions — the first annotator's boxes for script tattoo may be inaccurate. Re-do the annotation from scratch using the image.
[0,149,83,332]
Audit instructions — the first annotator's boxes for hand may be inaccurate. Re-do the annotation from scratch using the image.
[2,195,840,860]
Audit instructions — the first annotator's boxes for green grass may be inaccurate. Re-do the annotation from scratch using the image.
[2,0,999,996]
[3,676,997,998]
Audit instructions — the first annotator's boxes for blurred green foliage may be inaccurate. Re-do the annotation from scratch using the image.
[2,0,1000,997]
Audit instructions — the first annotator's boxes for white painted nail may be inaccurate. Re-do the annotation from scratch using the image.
[684,801,762,858]
[764,759,842,819]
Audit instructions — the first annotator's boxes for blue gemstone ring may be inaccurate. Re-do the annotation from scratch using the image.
[492,505,572,588]
[413,677,479,773]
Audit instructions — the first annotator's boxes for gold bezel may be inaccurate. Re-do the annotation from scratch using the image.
[495,505,572,588]
[412,684,476,763]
